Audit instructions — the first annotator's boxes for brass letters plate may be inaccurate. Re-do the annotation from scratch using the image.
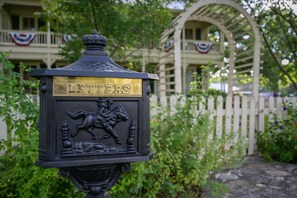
[53,77,142,97]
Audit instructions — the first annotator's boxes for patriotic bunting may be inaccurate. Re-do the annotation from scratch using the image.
[194,42,213,54]
[9,32,36,46]
[164,39,174,52]
[62,34,72,43]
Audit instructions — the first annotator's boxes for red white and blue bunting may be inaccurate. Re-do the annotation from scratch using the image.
[194,42,213,54]
[62,34,72,43]
[164,39,174,52]
[9,32,36,46]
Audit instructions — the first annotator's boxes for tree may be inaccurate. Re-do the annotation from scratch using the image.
[43,0,174,68]
[243,0,297,93]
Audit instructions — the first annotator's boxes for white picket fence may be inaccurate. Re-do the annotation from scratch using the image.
[150,95,297,155]
[0,95,296,156]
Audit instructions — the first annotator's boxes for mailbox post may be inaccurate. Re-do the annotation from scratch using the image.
[30,31,158,197]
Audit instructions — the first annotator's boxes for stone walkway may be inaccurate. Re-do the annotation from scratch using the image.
[205,156,297,198]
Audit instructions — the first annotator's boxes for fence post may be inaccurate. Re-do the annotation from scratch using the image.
[170,95,178,115]
[276,97,283,121]
[0,118,7,155]
[225,95,233,134]
[233,96,240,142]
[150,95,158,117]
[207,96,214,122]
[248,97,255,155]
[160,95,167,107]
[216,96,223,138]
[258,97,265,132]
[268,97,275,123]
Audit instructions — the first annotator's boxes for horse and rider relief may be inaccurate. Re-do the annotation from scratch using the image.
[61,98,135,156]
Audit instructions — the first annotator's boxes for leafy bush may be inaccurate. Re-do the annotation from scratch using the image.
[186,73,227,98]
[0,53,83,198]
[111,95,245,196]
[257,102,297,163]
[0,54,245,197]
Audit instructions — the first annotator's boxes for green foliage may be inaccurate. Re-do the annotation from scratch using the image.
[242,0,297,92]
[257,103,297,163]
[207,181,230,198]
[189,72,227,98]
[44,0,173,63]
[0,53,83,198]
[110,89,245,197]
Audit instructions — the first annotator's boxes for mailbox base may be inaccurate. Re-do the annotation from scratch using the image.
[60,163,130,198]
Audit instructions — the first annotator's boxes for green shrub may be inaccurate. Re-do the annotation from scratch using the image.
[0,53,83,198]
[111,99,245,197]
[257,102,297,163]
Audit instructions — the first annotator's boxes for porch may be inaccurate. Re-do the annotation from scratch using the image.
[0,30,64,67]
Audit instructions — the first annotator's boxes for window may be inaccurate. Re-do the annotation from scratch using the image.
[185,28,193,40]
[23,17,35,30]
[195,28,201,40]
[11,15,20,30]
[38,18,46,30]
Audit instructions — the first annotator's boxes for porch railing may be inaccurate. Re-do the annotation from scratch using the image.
[182,40,221,54]
[0,30,64,47]
[163,39,222,54]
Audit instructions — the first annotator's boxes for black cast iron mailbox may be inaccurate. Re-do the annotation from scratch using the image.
[30,31,158,197]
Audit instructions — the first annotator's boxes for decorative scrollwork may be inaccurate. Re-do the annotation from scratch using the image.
[120,163,131,173]
[60,163,130,198]
[127,120,136,153]
[61,121,73,155]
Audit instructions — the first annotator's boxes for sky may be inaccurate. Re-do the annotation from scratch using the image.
[287,2,297,14]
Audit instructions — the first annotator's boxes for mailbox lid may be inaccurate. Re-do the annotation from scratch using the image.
[29,58,158,80]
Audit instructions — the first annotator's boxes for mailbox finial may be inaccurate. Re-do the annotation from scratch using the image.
[82,30,107,51]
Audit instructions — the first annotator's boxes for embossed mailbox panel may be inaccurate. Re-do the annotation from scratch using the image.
[30,31,158,168]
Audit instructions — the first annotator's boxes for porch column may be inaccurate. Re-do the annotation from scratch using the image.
[159,64,166,97]
[47,16,51,69]
[42,58,55,68]
[182,27,186,93]
[141,59,146,72]
[174,29,182,93]
[0,4,3,30]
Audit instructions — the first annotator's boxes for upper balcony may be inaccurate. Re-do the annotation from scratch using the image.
[0,30,63,47]
[0,30,224,68]
[0,30,63,65]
